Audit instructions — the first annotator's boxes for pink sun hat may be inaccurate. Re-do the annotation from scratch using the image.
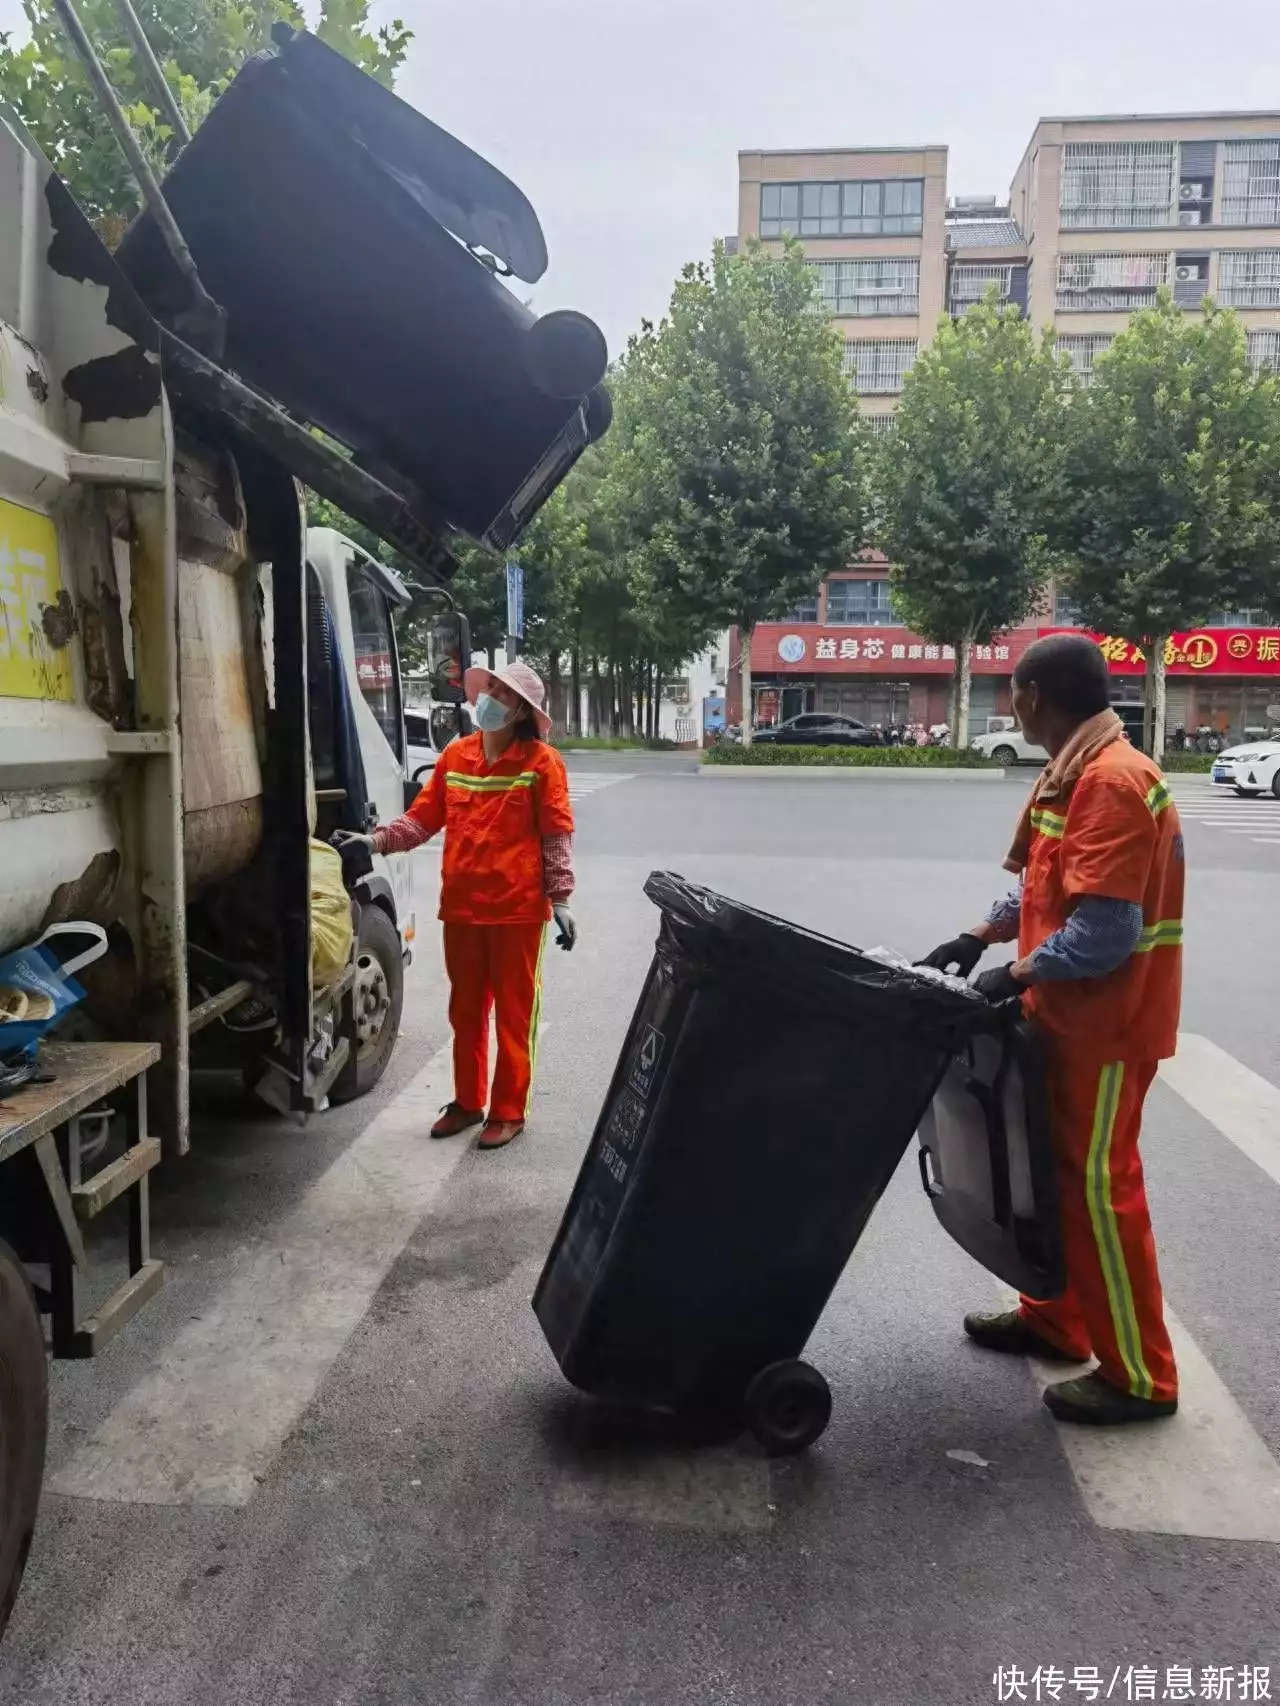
[462,658,552,738]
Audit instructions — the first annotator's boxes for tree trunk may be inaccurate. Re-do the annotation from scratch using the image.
[589,658,602,736]
[951,637,973,748]
[486,643,497,670]
[570,647,582,737]
[740,624,753,747]
[546,649,562,735]
[648,659,659,741]
[1148,637,1168,759]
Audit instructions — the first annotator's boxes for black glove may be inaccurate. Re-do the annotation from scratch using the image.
[971,964,1026,1005]
[918,933,986,977]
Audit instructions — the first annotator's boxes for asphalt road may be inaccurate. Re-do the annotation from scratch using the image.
[4,755,1280,1706]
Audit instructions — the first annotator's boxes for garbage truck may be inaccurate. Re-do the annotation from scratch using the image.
[0,14,610,1633]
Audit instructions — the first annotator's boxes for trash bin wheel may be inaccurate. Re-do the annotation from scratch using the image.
[744,1360,832,1455]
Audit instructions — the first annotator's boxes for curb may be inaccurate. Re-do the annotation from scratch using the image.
[698,766,1011,781]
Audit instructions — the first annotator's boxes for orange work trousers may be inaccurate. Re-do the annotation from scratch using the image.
[1019,1051,1178,1403]
[442,922,546,1123]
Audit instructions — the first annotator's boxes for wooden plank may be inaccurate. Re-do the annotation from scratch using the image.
[0,1042,159,1165]
[72,1136,161,1222]
[34,1134,87,1271]
[69,1260,164,1359]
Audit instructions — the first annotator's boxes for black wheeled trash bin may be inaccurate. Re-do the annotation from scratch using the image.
[533,872,1006,1455]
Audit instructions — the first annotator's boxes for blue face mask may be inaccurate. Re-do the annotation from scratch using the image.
[473,692,513,733]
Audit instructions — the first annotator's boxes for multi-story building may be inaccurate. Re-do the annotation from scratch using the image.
[1012,114,1280,383]
[730,113,1280,743]
[737,143,949,432]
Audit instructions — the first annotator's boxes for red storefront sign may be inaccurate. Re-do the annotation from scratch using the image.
[1038,628,1280,675]
[751,624,1035,675]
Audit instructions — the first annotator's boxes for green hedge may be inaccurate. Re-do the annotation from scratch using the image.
[1159,752,1216,773]
[701,743,1002,768]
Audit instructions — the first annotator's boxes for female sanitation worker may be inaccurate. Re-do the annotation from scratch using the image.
[342,660,575,1151]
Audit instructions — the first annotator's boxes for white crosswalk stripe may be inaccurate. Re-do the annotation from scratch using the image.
[1018,1032,1280,1543]
[1165,781,1280,843]
[566,771,637,801]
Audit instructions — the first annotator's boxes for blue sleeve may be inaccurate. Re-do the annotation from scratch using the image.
[985,881,1023,934]
[1028,895,1144,982]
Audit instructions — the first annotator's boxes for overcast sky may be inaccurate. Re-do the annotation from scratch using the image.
[4,0,1279,353]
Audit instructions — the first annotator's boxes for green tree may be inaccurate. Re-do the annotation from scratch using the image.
[1056,291,1280,755]
[0,0,410,233]
[876,293,1071,745]
[625,240,868,743]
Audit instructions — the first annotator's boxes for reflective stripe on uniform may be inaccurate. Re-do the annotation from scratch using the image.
[1031,806,1067,839]
[446,771,538,793]
[1085,1062,1154,1400]
[1145,780,1174,817]
[1134,918,1184,953]
[523,927,548,1116]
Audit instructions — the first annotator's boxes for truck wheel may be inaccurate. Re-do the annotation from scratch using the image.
[0,1239,47,1640]
[744,1359,832,1456]
[331,905,403,1103]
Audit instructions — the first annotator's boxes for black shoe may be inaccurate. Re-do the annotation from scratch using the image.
[1043,1371,1178,1426]
[963,1308,1083,1363]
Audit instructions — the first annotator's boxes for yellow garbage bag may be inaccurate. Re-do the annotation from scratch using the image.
[310,839,354,987]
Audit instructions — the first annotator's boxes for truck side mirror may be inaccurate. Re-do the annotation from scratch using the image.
[427,612,472,705]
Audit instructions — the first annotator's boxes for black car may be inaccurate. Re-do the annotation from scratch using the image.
[753,713,879,747]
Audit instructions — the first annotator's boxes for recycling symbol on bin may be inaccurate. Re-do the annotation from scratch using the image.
[629,1025,665,1101]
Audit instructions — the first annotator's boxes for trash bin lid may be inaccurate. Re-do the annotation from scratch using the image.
[116,28,611,548]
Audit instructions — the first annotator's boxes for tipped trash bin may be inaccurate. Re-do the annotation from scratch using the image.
[534,873,1059,1454]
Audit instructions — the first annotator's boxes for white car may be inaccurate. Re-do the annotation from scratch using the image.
[969,719,1047,766]
[1214,740,1280,798]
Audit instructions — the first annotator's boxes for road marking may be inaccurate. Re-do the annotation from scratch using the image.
[50,1042,470,1506]
[553,1443,772,1532]
[566,771,636,801]
[1026,1308,1280,1543]
[1160,1033,1280,1191]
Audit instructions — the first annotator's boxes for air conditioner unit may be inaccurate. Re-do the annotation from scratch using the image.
[1180,182,1206,201]
[1175,265,1198,281]
[1178,210,1202,226]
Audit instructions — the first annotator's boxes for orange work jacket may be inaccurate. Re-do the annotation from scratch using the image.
[1019,742,1184,1061]
[406,733,574,925]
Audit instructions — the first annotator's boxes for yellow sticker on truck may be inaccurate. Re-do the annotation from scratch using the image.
[0,498,74,701]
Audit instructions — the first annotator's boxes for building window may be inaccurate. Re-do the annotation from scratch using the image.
[1055,252,1168,311]
[1053,588,1085,625]
[864,413,897,438]
[784,596,820,623]
[1209,609,1264,626]
[1055,333,1114,385]
[842,338,917,394]
[948,263,1014,314]
[811,258,919,316]
[760,178,924,239]
[1221,140,1280,226]
[1248,329,1280,373]
[825,578,897,626]
[1217,249,1280,308]
[1059,141,1178,229]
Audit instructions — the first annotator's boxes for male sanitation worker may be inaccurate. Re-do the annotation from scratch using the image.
[922,633,1183,1425]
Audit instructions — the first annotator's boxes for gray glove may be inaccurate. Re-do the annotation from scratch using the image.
[331,830,374,852]
[552,904,577,951]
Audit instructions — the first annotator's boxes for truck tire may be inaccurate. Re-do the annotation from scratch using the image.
[0,1239,47,1641]
[331,904,404,1103]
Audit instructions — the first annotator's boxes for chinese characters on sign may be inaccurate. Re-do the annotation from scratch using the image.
[0,499,75,703]
[797,634,1009,666]
[1041,628,1280,677]
[992,1662,1271,1702]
